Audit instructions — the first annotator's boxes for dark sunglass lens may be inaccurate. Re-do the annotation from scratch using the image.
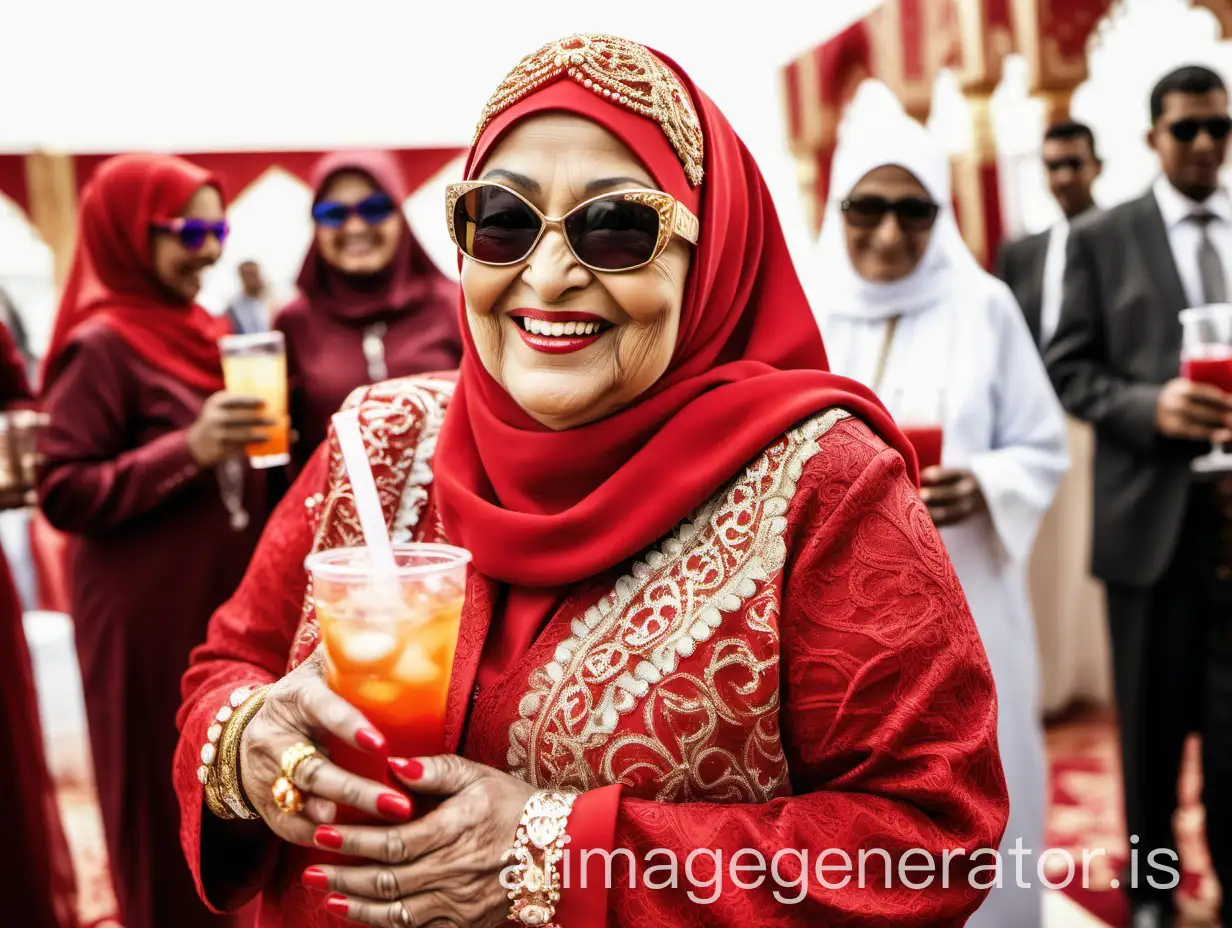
[566,198,660,270]
[178,221,208,250]
[213,221,230,245]
[453,187,540,264]
[1209,117,1232,140]
[312,202,349,227]
[895,199,940,231]
[356,193,397,223]
[1171,119,1200,143]
[842,197,890,229]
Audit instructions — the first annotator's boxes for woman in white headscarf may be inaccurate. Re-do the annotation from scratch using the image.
[814,88,1068,928]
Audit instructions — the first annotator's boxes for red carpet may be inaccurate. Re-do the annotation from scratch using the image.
[1044,709,1220,926]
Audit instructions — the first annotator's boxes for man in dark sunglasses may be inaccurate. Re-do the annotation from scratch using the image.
[995,120,1101,351]
[1046,64,1232,928]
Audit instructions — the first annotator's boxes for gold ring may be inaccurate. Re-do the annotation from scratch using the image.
[271,776,303,814]
[280,742,318,784]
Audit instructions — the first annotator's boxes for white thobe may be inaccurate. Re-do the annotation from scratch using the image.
[821,277,1069,928]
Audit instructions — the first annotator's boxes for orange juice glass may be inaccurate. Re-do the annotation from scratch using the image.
[305,544,470,808]
[219,332,290,469]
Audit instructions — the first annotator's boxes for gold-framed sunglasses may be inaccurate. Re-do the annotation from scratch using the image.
[445,180,700,273]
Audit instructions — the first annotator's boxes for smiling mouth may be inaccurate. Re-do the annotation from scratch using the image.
[512,316,611,337]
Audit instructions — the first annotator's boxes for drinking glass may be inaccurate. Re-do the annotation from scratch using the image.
[218,332,290,469]
[305,543,470,816]
[888,386,946,471]
[1180,304,1232,473]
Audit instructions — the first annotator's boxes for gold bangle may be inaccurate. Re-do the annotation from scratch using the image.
[199,684,260,819]
[506,790,575,928]
[205,684,271,820]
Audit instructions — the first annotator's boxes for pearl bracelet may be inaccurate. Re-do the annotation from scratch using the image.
[199,684,270,820]
[506,790,576,927]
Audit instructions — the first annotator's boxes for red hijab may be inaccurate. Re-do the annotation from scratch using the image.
[43,153,230,392]
[435,42,916,591]
[293,150,455,326]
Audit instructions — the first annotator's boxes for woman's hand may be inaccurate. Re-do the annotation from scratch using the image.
[238,649,414,847]
[919,466,986,528]
[187,392,275,467]
[305,755,535,928]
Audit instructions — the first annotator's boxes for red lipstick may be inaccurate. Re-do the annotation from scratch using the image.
[507,309,613,355]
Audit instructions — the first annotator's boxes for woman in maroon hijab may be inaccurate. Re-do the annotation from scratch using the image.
[37,153,272,928]
[0,319,78,928]
[276,151,461,473]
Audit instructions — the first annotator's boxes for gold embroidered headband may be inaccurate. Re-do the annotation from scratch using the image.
[472,33,705,187]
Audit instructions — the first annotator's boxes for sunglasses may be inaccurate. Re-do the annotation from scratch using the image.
[312,192,398,228]
[840,196,940,233]
[1166,116,1232,143]
[1045,156,1089,173]
[150,218,229,250]
[445,181,700,273]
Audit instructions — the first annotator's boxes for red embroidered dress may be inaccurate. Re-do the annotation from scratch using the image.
[176,376,1007,927]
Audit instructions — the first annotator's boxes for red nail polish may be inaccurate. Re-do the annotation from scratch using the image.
[389,757,423,781]
[324,893,349,916]
[314,826,344,850]
[301,866,329,890]
[355,728,387,753]
[376,791,412,819]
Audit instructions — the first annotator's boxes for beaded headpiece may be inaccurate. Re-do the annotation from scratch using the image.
[472,34,705,187]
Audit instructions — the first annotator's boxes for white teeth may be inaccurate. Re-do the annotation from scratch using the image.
[517,317,606,337]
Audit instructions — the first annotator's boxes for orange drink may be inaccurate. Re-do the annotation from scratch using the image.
[305,544,470,813]
[219,332,290,468]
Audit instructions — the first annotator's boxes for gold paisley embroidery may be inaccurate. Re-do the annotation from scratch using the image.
[507,408,850,800]
[288,377,454,671]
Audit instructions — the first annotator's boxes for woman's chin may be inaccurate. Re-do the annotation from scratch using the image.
[506,370,610,430]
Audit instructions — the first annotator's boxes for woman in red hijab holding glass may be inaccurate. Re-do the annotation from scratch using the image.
[176,35,1007,927]
[276,151,461,474]
[37,153,272,928]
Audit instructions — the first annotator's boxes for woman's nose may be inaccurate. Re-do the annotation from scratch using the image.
[873,213,905,248]
[520,228,589,302]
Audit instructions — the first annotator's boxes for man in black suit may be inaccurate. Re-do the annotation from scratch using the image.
[997,121,1102,350]
[1046,66,1232,928]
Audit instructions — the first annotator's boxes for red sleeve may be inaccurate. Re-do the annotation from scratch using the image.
[561,426,1007,927]
[0,322,33,407]
[173,444,327,912]
[36,330,203,533]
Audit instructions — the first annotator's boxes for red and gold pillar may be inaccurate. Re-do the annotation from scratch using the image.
[782,22,872,236]
[950,0,1016,267]
[1010,0,1114,125]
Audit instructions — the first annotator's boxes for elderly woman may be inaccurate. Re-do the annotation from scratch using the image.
[176,35,1007,927]
[39,154,272,928]
[816,99,1068,928]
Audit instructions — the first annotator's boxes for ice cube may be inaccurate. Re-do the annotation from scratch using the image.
[392,643,440,684]
[338,629,399,664]
[356,679,401,705]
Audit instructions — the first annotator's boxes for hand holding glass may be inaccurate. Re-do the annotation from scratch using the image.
[1179,304,1232,473]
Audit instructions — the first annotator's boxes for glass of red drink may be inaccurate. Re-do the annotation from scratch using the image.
[304,543,470,821]
[1180,304,1232,473]
[889,387,945,472]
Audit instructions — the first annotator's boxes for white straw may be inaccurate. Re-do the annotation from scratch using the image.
[331,409,399,581]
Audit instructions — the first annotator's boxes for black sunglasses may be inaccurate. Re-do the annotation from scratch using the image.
[1166,116,1232,143]
[149,218,230,250]
[1045,156,1089,173]
[312,192,398,228]
[840,196,940,233]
